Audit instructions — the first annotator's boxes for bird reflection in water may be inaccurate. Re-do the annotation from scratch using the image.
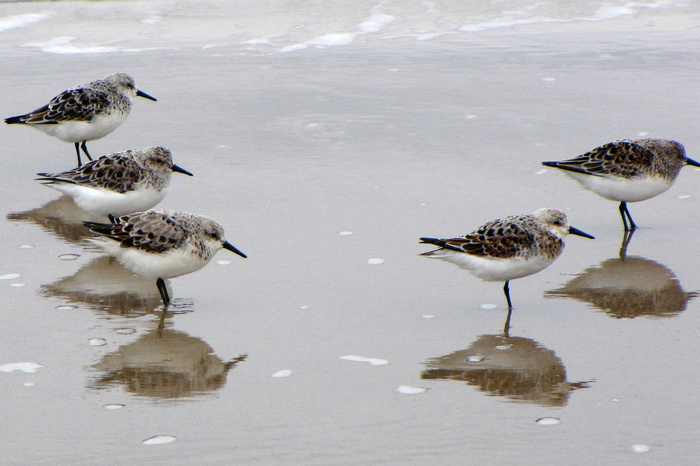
[7,195,106,245]
[89,327,247,401]
[546,230,697,318]
[41,255,182,316]
[421,333,591,407]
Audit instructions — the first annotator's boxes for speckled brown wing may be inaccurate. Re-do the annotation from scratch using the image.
[85,211,188,253]
[548,141,655,178]
[440,218,537,259]
[37,153,143,193]
[21,87,111,123]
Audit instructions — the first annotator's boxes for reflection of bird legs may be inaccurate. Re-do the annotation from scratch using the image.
[157,305,168,334]
[224,354,249,371]
[618,228,636,259]
[503,306,513,337]
[619,201,637,232]
[501,281,515,337]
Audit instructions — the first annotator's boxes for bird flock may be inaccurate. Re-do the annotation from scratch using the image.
[6,73,698,313]
[421,137,698,309]
[6,73,247,307]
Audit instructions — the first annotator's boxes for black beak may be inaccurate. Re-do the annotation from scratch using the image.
[136,89,157,101]
[172,164,193,176]
[569,226,595,239]
[223,241,247,258]
[686,157,700,167]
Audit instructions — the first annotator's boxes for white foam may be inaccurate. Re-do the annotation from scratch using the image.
[398,385,427,394]
[143,435,176,446]
[358,12,395,33]
[631,444,650,453]
[241,36,278,46]
[281,9,394,52]
[461,16,562,32]
[104,404,126,410]
[340,355,389,366]
[459,2,673,33]
[594,6,635,20]
[23,36,149,55]
[0,13,51,33]
[0,362,43,373]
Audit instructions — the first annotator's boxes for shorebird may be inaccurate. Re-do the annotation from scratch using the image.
[6,73,157,166]
[420,208,593,309]
[85,210,247,306]
[542,139,700,230]
[36,146,192,221]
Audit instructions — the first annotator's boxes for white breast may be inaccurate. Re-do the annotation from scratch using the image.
[428,250,556,282]
[565,172,672,202]
[48,185,166,217]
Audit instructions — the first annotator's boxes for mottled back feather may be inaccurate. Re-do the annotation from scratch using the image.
[551,141,655,178]
[21,87,112,123]
[85,211,189,254]
[37,153,145,192]
[437,216,541,259]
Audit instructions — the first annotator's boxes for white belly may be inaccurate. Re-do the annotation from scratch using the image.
[565,171,672,202]
[88,239,211,279]
[429,250,556,282]
[49,185,166,217]
[33,112,128,143]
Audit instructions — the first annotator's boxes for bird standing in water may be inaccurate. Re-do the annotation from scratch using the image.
[542,139,700,231]
[420,208,594,309]
[6,73,157,167]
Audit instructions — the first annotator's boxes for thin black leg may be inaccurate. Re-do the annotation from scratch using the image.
[503,280,513,309]
[156,277,170,306]
[619,202,637,231]
[156,278,171,334]
[80,141,93,162]
[74,142,82,167]
[108,214,117,224]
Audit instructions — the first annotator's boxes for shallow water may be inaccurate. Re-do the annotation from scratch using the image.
[2,1,700,464]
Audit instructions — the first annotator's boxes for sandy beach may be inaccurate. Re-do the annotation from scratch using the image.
[2,1,700,463]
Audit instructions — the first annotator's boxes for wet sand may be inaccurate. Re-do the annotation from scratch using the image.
[2,1,700,464]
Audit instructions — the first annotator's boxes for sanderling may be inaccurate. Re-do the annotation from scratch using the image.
[5,73,157,167]
[542,139,700,231]
[36,146,192,221]
[420,208,593,309]
[84,210,247,306]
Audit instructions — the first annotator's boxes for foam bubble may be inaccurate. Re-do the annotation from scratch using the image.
[143,435,176,446]
[398,385,427,394]
[340,355,389,366]
[0,362,43,373]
